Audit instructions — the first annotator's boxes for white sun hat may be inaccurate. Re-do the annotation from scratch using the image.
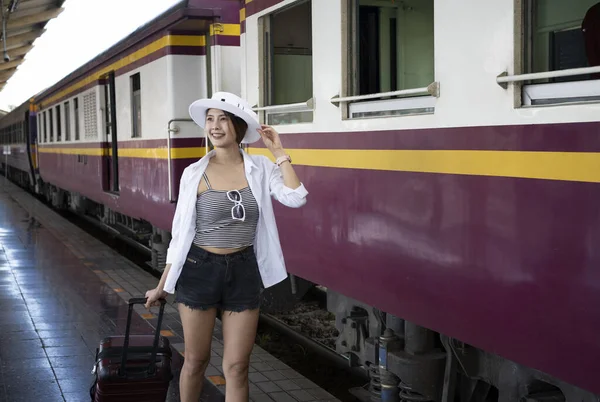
[188,92,262,144]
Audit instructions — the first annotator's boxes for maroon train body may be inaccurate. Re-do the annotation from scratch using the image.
[262,122,600,398]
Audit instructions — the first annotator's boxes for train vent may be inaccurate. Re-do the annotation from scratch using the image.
[83,92,98,139]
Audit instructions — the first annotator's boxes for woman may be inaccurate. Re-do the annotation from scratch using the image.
[144,91,308,402]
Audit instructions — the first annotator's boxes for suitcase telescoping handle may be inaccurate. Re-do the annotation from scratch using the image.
[118,297,166,377]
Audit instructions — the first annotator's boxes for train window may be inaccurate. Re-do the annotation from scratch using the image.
[49,109,54,142]
[520,0,600,105]
[64,101,70,141]
[43,111,47,143]
[339,0,436,118]
[258,0,313,125]
[37,115,42,143]
[56,104,61,142]
[205,32,212,98]
[130,73,141,138]
[74,98,80,141]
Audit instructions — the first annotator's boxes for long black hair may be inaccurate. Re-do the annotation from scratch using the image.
[224,111,248,144]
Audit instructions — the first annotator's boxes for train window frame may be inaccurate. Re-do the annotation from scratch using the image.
[508,0,600,107]
[257,0,314,126]
[64,101,71,142]
[130,73,141,138]
[336,0,439,120]
[37,114,43,144]
[43,111,47,143]
[49,108,54,142]
[55,104,62,142]
[74,97,80,141]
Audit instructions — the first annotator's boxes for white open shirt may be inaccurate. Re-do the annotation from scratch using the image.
[163,148,308,294]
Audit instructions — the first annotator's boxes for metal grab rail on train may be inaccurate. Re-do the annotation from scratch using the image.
[252,99,314,112]
[496,66,600,88]
[330,81,440,104]
[167,119,193,202]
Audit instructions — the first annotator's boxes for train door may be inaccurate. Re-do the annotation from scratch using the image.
[103,71,119,193]
[24,109,36,189]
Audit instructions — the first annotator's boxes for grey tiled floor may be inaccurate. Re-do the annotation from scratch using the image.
[0,180,221,402]
[1,178,340,402]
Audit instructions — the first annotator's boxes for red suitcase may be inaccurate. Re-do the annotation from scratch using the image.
[90,297,173,401]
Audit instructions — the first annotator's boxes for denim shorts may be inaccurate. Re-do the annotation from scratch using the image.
[174,244,263,312]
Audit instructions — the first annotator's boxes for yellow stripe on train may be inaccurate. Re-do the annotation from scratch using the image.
[248,148,600,184]
[37,147,207,159]
[36,147,600,183]
[210,24,240,36]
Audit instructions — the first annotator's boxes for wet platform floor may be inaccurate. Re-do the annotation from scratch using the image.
[0,181,221,401]
[0,178,340,402]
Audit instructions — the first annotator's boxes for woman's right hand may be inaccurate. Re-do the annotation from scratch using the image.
[145,287,167,309]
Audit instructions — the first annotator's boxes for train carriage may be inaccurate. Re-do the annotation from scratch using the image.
[240,0,600,401]
[31,0,241,264]
[0,99,37,189]
[0,0,599,400]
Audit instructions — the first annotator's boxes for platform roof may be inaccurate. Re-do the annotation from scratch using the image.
[0,0,65,92]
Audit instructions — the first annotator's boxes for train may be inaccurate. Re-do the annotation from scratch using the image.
[1,0,599,401]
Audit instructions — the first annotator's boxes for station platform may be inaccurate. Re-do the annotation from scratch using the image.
[0,177,341,402]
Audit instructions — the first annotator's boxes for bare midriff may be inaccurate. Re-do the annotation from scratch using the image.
[197,245,248,255]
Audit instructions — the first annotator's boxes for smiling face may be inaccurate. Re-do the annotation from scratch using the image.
[205,108,248,148]
[205,108,238,148]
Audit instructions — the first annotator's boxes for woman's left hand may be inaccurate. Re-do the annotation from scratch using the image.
[257,124,285,158]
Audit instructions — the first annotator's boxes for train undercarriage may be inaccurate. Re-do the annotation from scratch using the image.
[327,293,598,402]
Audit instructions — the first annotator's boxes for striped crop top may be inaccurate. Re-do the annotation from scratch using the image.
[193,173,259,249]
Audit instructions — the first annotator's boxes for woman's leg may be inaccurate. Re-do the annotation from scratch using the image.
[221,308,260,402]
[178,304,217,402]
